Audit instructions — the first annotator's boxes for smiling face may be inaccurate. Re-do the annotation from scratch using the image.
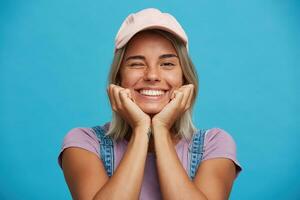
[119,31,184,114]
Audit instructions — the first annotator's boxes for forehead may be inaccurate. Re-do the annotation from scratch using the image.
[124,31,178,57]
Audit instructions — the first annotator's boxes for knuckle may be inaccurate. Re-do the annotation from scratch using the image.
[124,88,130,94]
[119,90,127,98]
[120,89,126,94]
[116,85,123,90]
[117,107,123,112]
[113,88,119,95]
[116,104,122,110]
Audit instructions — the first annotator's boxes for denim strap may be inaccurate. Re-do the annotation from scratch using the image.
[91,126,114,177]
[188,129,207,180]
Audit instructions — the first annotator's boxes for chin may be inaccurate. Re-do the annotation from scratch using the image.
[140,105,165,115]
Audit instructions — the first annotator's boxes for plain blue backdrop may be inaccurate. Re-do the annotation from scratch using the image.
[1,0,299,199]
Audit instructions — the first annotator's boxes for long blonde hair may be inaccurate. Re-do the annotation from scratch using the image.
[106,29,199,141]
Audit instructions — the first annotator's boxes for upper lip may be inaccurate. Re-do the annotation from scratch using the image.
[135,87,169,91]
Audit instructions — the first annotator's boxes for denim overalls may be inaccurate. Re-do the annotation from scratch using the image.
[91,125,207,180]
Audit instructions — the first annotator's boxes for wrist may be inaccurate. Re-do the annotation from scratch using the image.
[152,122,168,132]
[152,124,171,139]
[152,128,173,148]
[134,118,151,129]
[133,124,150,132]
[132,125,151,140]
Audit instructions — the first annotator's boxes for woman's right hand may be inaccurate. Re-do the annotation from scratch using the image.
[107,84,151,131]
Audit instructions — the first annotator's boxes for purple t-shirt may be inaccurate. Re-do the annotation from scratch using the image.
[58,126,242,200]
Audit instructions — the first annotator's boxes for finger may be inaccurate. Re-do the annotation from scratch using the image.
[179,86,191,109]
[120,89,140,115]
[119,89,132,105]
[185,85,194,110]
[126,89,133,101]
[108,84,117,111]
[170,89,176,100]
[178,84,190,91]
[125,88,132,99]
[112,86,123,110]
[172,90,184,105]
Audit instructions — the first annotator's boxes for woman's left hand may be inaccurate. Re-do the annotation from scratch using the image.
[152,84,194,131]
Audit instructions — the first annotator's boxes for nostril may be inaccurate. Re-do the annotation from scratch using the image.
[143,75,161,82]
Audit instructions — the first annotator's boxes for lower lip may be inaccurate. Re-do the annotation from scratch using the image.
[134,90,169,101]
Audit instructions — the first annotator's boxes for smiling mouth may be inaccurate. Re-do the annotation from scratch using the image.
[138,89,166,96]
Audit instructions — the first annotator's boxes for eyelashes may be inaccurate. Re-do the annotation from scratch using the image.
[161,62,175,66]
[128,62,176,67]
[129,63,144,67]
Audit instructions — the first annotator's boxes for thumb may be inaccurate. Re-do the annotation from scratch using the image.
[171,90,177,100]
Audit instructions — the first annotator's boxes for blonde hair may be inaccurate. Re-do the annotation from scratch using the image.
[106,29,199,141]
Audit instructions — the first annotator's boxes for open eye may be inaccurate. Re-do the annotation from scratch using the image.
[162,62,174,66]
[161,62,175,68]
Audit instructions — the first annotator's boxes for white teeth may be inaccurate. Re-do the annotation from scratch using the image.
[139,89,165,96]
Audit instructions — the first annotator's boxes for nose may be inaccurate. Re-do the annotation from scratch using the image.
[143,66,161,82]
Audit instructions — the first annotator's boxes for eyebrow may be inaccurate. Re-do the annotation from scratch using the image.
[125,55,145,61]
[159,54,178,59]
[125,54,178,61]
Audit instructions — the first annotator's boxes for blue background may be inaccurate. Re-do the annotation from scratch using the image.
[1,0,299,199]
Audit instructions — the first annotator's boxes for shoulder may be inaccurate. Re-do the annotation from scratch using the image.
[204,128,236,151]
[90,123,111,139]
[59,126,111,199]
[65,127,100,142]
[58,127,101,168]
[63,127,101,146]
[202,128,242,177]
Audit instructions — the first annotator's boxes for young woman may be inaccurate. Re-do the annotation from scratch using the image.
[58,8,242,200]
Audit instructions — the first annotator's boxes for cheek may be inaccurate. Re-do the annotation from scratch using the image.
[165,72,183,87]
[120,71,142,88]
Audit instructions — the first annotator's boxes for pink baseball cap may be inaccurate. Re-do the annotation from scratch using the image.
[114,8,189,52]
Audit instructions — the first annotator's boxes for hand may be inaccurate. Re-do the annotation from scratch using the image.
[107,84,151,130]
[152,84,194,131]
